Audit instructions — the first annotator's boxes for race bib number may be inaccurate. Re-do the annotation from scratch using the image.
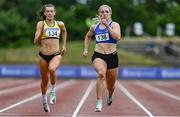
[45,28,59,37]
[95,33,109,42]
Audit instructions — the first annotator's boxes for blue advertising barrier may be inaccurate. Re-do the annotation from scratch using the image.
[120,67,180,79]
[0,65,180,79]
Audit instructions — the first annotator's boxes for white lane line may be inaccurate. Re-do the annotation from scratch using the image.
[176,82,180,85]
[117,81,154,117]
[72,80,95,117]
[0,79,28,88]
[0,82,39,95]
[135,81,180,101]
[77,116,178,117]
[0,80,76,113]
[154,81,175,87]
[78,114,153,117]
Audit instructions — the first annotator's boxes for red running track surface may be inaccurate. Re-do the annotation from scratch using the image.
[0,78,180,117]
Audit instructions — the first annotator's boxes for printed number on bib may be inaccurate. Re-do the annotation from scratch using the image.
[45,28,59,37]
[95,33,109,42]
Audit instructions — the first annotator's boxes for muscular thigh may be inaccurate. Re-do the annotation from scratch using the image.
[49,55,62,70]
[93,58,107,73]
[39,57,49,78]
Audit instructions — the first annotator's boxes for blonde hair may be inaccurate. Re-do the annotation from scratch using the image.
[98,4,112,15]
[38,3,55,20]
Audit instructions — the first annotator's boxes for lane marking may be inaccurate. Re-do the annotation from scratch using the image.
[78,114,171,117]
[117,81,154,117]
[0,79,31,88]
[0,80,76,113]
[72,80,95,117]
[0,82,39,95]
[135,81,180,101]
[154,81,174,87]
[78,115,123,117]
[176,82,180,85]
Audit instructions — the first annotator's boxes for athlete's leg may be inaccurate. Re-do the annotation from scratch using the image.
[93,58,107,100]
[49,55,62,85]
[93,58,107,112]
[106,68,118,106]
[39,57,49,112]
[39,57,49,95]
[48,55,62,104]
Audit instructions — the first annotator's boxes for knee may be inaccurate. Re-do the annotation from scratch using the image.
[97,69,106,79]
[49,66,56,74]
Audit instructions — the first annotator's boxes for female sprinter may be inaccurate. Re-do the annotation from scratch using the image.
[83,4,121,112]
[34,3,67,112]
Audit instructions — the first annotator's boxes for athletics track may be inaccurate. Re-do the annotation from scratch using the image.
[0,78,180,117]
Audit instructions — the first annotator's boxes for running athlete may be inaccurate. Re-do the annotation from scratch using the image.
[83,4,121,112]
[34,3,67,112]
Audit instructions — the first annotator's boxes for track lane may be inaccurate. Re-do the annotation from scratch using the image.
[0,80,91,116]
[0,79,180,117]
[147,80,180,97]
[79,80,148,117]
[0,78,35,89]
[123,80,180,116]
[0,79,40,109]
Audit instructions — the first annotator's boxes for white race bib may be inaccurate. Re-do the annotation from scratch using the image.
[45,28,59,38]
[95,33,109,42]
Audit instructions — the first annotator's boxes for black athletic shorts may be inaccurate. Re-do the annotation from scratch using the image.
[91,51,119,69]
[39,50,61,63]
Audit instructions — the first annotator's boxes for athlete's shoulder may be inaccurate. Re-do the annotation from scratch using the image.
[112,21,120,26]
[37,20,44,25]
[90,24,96,28]
[36,20,44,29]
[89,24,96,32]
[90,22,100,31]
[56,21,65,27]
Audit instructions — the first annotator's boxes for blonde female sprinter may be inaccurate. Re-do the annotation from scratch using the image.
[83,4,121,112]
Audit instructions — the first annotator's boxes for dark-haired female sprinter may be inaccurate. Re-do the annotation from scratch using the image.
[34,3,67,112]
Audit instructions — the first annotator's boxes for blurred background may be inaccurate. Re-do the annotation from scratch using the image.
[0,0,180,79]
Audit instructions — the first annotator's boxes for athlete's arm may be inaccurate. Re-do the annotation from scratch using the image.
[102,19,121,41]
[83,25,95,58]
[34,21,43,45]
[58,21,67,55]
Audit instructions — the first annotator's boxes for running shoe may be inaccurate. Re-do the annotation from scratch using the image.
[43,102,50,112]
[49,91,56,104]
[95,99,102,112]
[107,95,113,106]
